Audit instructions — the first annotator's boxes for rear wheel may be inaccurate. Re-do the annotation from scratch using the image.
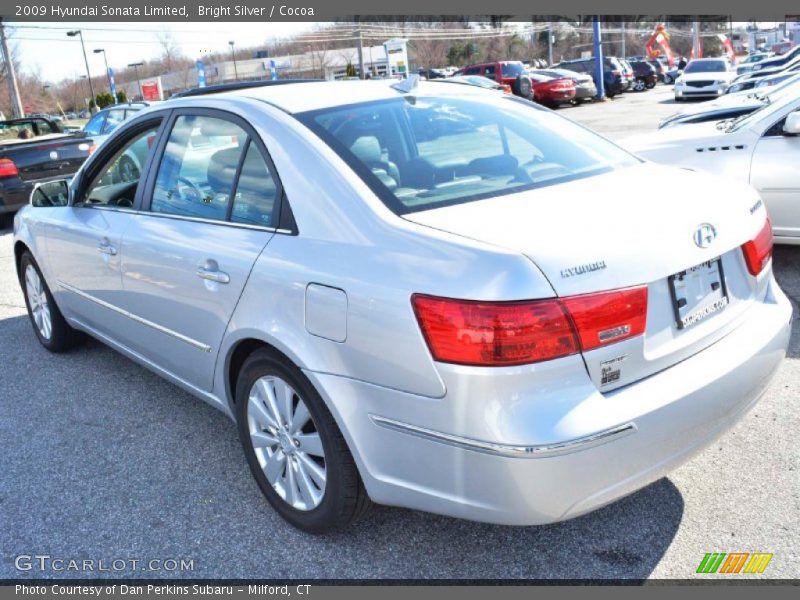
[20,252,84,352]
[512,74,533,99]
[633,78,646,92]
[235,348,372,533]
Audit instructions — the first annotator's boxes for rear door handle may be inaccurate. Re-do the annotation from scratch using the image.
[98,242,117,256]
[196,266,230,284]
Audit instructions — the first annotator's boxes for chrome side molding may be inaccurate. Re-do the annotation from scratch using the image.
[57,281,213,353]
[370,415,637,459]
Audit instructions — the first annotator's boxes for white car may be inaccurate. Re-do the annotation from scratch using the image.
[674,58,737,101]
[625,91,800,244]
[659,73,800,128]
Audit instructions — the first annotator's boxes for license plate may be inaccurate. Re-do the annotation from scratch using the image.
[668,257,729,330]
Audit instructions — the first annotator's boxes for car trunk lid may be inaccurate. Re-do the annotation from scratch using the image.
[404,162,769,390]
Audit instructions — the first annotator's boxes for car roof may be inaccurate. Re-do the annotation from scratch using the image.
[188,79,508,115]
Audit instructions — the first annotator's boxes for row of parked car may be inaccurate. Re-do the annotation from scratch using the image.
[430,56,665,108]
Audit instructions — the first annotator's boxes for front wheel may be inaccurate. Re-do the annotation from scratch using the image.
[20,252,84,352]
[236,349,372,533]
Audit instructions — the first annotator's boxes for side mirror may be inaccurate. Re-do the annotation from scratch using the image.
[30,179,70,207]
[783,111,800,136]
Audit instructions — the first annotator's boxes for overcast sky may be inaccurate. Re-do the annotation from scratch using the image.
[7,22,316,83]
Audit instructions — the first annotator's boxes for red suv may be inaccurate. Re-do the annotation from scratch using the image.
[455,61,576,106]
[455,61,533,97]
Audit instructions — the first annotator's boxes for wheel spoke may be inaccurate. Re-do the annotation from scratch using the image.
[294,459,321,507]
[284,460,299,506]
[258,378,285,428]
[264,450,286,483]
[297,453,326,488]
[250,430,279,449]
[272,377,295,426]
[248,395,278,429]
[290,400,311,434]
[295,433,324,457]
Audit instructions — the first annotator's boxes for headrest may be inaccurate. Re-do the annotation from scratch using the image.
[207,146,242,194]
[350,136,382,163]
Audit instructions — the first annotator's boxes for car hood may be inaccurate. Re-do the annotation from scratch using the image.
[660,95,764,125]
[403,162,760,297]
[679,71,735,82]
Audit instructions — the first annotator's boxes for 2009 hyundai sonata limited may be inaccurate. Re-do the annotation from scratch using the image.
[13,79,791,532]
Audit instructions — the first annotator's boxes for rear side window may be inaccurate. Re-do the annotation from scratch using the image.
[149,114,279,226]
[463,67,480,75]
[83,113,106,136]
[151,115,246,220]
[230,142,278,226]
[103,109,126,134]
[299,96,639,215]
[501,63,525,77]
[484,65,496,78]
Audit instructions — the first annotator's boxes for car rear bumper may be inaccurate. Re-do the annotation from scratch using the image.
[308,276,791,525]
[0,178,30,215]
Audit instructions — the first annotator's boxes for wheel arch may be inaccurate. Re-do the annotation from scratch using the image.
[14,240,30,281]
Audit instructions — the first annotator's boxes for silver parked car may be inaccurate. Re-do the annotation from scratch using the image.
[13,80,791,532]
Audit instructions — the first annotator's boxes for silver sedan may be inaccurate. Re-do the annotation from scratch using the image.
[13,80,791,532]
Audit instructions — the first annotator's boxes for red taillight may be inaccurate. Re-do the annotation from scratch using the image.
[741,217,773,276]
[412,286,648,367]
[561,287,648,351]
[0,158,18,178]
[411,295,578,366]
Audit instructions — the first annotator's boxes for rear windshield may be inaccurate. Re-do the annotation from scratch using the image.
[501,62,526,77]
[298,95,639,214]
[684,60,727,73]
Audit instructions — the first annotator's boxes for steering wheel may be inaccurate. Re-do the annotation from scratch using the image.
[175,176,206,203]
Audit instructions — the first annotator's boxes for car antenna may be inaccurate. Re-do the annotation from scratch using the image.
[391,74,420,94]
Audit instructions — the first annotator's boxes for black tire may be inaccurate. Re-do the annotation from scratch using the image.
[19,251,84,352]
[512,74,533,99]
[235,348,372,533]
[645,80,656,89]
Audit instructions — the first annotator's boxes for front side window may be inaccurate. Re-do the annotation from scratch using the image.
[300,95,639,214]
[82,124,161,207]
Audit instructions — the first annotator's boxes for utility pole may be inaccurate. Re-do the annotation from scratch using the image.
[228,41,238,80]
[692,19,701,58]
[94,48,111,94]
[67,30,96,112]
[547,23,553,65]
[621,20,626,58]
[0,19,24,118]
[128,62,144,100]
[355,22,366,80]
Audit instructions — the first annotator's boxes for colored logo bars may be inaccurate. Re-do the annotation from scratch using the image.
[696,552,773,574]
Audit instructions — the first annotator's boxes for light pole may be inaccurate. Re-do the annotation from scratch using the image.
[128,62,144,100]
[67,30,96,112]
[94,48,112,95]
[228,41,239,81]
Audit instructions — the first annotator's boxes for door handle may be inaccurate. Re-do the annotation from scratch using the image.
[98,242,117,256]
[196,266,230,284]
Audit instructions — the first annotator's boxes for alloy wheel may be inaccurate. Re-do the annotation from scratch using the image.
[25,264,52,340]
[246,375,327,511]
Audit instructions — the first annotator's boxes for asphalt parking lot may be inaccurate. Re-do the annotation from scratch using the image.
[1,84,798,581]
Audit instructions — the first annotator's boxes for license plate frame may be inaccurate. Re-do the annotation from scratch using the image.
[668,257,729,330]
